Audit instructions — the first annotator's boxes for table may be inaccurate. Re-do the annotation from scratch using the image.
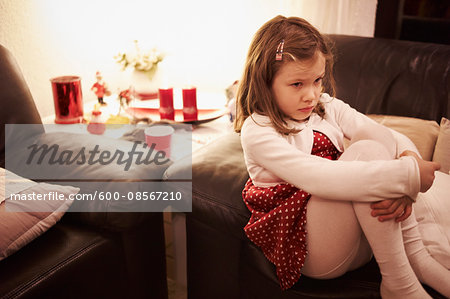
[43,92,234,291]
[42,92,233,159]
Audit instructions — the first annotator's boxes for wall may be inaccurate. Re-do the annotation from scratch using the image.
[0,0,376,118]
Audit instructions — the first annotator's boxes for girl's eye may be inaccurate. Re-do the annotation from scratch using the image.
[314,77,323,84]
[292,82,303,88]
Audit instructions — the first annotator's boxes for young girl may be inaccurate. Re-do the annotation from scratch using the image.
[234,15,450,299]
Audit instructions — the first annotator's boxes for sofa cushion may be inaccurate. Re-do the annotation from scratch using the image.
[242,242,381,299]
[368,114,440,161]
[415,171,450,269]
[328,35,450,124]
[0,168,78,261]
[433,117,450,174]
[0,221,127,298]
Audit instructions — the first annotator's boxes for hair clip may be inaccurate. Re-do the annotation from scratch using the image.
[276,40,285,61]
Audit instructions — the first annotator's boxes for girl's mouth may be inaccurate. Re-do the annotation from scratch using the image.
[298,106,314,113]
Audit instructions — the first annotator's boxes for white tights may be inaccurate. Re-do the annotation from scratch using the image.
[301,124,450,299]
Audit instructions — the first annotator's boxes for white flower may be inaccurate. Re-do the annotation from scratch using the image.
[115,41,164,79]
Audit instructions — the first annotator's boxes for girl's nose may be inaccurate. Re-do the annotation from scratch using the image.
[302,86,316,102]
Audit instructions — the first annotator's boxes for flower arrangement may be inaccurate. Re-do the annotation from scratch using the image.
[115,40,165,80]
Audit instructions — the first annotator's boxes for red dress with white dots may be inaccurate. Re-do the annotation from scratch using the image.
[242,131,341,290]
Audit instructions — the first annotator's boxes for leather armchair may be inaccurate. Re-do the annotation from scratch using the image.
[0,44,168,299]
[164,35,450,299]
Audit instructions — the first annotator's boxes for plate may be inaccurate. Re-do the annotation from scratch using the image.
[125,107,229,124]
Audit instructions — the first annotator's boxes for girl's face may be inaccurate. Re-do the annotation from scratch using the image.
[271,52,325,122]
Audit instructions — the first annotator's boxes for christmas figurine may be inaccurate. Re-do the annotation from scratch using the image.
[87,106,106,135]
[119,88,132,106]
[117,88,133,115]
[91,71,111,105]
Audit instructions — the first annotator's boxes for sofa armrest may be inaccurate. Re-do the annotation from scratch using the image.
[165,132,250,239]
[60,211,160,233]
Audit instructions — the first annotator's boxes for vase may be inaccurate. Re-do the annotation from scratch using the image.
[131,69,162,100]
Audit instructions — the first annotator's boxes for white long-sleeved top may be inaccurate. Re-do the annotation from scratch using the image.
[240,93,421,202]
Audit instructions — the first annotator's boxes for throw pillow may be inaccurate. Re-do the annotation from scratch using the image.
[368,115,440,161]
[432,117,450,174]
[0,168,79,261]
[415,171,450,268]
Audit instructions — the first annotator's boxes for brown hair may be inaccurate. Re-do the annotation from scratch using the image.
[234,15,336,135]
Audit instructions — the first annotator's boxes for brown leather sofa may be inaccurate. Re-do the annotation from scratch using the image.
[0,45,168,298]
[164,35,450,298]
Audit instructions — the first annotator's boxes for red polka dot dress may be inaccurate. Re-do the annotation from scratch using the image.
[242,131,341,290]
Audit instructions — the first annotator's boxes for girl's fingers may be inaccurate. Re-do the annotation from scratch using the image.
[370,196,413,222]
[395,204,412,222]
[371,199,400,217]
[377,202,405,222]
[370,199,395,211]
[431,161,441,171]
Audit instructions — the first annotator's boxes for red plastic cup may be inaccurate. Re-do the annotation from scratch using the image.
[144,125,175,158]
[50,76,84,124]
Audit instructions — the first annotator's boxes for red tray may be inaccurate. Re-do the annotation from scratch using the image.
[125,107,229,124]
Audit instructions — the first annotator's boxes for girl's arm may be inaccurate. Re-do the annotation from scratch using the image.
[326,97,421,157]
[241,118,420,202]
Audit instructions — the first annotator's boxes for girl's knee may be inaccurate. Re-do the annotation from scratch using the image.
[351,123,394,144]
[302,236,371,279]
[347,123,397,159]
[340,139,393,161]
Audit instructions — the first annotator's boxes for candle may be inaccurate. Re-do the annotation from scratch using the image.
[158,87,175,120]
[182,87,198,121]
[50,76,84,124]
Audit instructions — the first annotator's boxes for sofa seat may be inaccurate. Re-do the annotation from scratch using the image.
[242,243,381,299]
[0,219,127,299]
[242,240,445,298]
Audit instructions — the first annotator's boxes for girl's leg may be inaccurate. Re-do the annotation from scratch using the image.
[402,213,450,297]
[304,124,430,298]
[351,193,429,299]
[301,194,438,299]
[301,196,373,278]
[353,124,450,297]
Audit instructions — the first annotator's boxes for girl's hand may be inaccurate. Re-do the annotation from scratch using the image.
[400,150,440,192]
[370,197,413,222]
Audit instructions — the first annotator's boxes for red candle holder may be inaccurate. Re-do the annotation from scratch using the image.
[50,76,84,124]
[158,87,175,120]
[182,87,198,121]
